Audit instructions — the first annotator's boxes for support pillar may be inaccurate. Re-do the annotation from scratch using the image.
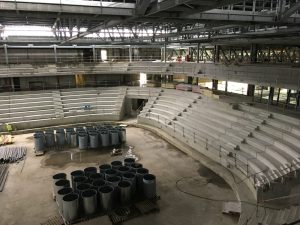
[197,43,200,63]
[225,81,228,93]
[285,89,291,108]
[53,45,58,63]
[247,84,255,97]
[92,45,96,62]
[250,44,258,63]
[187,77,193,84]
[296,91,300,109]
[214,45,220,63]
[129,45,132,62]
[164,43,167,62]
[195,77,199,85]
[276,88,281,105]
[268,87,275,105]
[212,79,218,90]
[4,44,8,65]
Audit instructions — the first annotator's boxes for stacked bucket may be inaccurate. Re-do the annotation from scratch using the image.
[34,125,126,151]
[52,158,156,223]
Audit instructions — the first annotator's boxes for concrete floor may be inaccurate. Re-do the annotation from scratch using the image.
[0,127,238,225]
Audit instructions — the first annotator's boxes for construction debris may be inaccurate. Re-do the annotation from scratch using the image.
[0,146,27,164]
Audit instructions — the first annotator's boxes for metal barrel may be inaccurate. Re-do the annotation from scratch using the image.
[89,132,99,149]
[118,166,130,175]
[118,128,126,143]
[66,128,74,146]
[70,170,84,189]
[52,173,67,193]
[54,179,70,196]
[62,193,79,222]
[118,181,132,205]
[89,173,104,183]
[77,183,91,200]
[111,161,122,170]
[45,131,55,147]
[106,176,121,189]
[78,133,88,150]
[122,172,136,195]
[84,167,97,177]
[110,130,119,146]
[143,174,156,199]
[99,164,112,174]
[55,129,66,146]
[57,187,73,213]
[70,131,78,147]
[75,127,84,132]
[100,131,110,147]
[105,169,118,179]
[136,168,149,195]
[92,179,106,189]
[130,163,143,173]
[124,158,135,167]
[99,185,114,212]
[82,189,97,216]
[73,176,88,192]
[33,133,45,152]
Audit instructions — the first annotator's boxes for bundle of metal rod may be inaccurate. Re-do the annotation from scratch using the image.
[0,146,27,164]
[0,164,9,192]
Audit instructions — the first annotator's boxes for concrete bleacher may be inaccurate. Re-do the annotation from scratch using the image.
[137,88,300,225]
[0,87,126,130]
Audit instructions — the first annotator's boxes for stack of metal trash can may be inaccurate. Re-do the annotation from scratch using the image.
[34,124,126,151]
[52,158,156,223]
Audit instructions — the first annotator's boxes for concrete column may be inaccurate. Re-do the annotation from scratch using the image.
[197,43,200,63]
[92,45,96,62]
[247,84,255,96]
[187,77,193,84]
[53,45,58,63]
[296,91,300,109]
[212,79,218,90]
[225,81,228,93]
[4,44,8,65]
[164,43,167,62]
[250,44,258,63]
[268,87,275,105]
[285,89,291,108]
[214,45,220,63]
[129,45,132,62]
[195,77,199,85]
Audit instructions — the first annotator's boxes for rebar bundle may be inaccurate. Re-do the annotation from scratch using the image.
[0,146,27,164]
[0,164,9,192]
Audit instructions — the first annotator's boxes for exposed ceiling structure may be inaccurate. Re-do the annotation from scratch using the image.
[0,0,299,46]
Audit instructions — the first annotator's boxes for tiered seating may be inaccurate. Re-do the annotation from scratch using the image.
[60,87,123,117]
[138,89,300,190]
[0,87,126,130]
[0,91,56,124]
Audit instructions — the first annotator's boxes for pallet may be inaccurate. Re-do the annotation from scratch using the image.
[40,215,64,225]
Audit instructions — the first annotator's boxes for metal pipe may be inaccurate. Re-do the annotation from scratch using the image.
[118,166,130,175]
[70,170,84,189]
[89,132,99,149]
[130,163,143,173]
[89,173,104,183]
[62,193,79,222]
[54,179,70,196]
[124,158,135,167]
[82,189,97,216]
[73,176,88,192]
[136,168,149,195]
[122,172,136,195]
[143,174,156,199]
[84,167,97,177]
[99,164,112,174]
[104,169,118,179]
[52,173,67,193]
[111,161,122,170]
[78,133,88,150]
[57,187,73,213]
[99,185,114,212]
[118,181,131,205]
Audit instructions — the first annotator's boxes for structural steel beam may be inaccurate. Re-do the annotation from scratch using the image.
[280,1,300,21]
